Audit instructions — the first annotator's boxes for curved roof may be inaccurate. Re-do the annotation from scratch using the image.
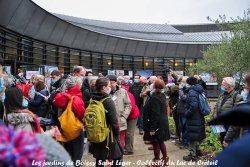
[55,13,229,43]
[0,0,225,58]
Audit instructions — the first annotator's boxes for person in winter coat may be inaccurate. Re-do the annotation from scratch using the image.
[143,79,170,167]
[4,87,42,133]
[169,85,181,140]
[212,77,242,149]
[47,70,65,127]
[107,75,132,149]
[52,76,85,165]
[89,77,123,167]
[176,76,189,147]
[183,77,206,161]
[129,74,143,134]
[29,81,49,118]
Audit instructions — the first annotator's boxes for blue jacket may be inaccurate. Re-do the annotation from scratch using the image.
[185,84,206,141]
[29,88,49,118]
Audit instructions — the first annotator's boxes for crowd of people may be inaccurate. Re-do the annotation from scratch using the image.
[0,63,249,167]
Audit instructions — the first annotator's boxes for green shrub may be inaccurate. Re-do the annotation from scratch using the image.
[200,115,222,153]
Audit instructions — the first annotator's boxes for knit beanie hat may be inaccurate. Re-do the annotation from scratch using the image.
[36,134,73,167]
[186,76,198,85]
[0,125,45,167]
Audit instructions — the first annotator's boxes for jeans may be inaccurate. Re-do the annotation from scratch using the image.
[180,116,189,145]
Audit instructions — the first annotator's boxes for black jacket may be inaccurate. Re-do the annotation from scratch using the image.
[143,93,170,142]
[129,83,143,109]
[89,92,123,160]
[185,84,206,141]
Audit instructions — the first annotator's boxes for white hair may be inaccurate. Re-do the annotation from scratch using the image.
[223,77,235,88]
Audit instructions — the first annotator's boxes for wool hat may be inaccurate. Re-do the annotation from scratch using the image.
[107,75,117,82]
[36,134,73,167]
[186,76,198,85]
[0,125,74,167]
[0,126,45,167]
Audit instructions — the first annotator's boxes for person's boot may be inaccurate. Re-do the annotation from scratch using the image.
[162,156,169,166]
[196,150,203,157]
[183,154,196,161]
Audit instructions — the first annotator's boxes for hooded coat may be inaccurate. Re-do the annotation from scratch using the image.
[185,84,206,141]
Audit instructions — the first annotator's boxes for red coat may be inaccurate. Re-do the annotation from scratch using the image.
[127,92,140,120]
[52,85,85,121]
[24,82,33,98]
[16,83,26,94]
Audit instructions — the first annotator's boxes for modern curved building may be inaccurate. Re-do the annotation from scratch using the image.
[0,0,227,77]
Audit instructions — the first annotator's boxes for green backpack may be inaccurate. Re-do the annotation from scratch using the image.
[84,97,111,143]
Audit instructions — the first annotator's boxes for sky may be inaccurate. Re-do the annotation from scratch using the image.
[32,0,249,24]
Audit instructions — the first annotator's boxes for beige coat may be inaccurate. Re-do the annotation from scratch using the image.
[110,87,131,131]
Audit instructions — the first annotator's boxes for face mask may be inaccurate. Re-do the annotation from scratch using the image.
[181,82,186,87]
[161,89,165,93]
[51,79,57,85]
[106,87,111,95]
[124,79,129,84]
[150,89,155,95]
[185,84,191,90]
[221,86,227,92]
[241,89,249,101]
[134,79,139,83]
[79,76,84,81]
[33,80,36,84]
[22,99,28,107]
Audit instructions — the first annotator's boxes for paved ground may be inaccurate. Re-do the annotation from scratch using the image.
[82,129,206,167]
[82,101,218,167]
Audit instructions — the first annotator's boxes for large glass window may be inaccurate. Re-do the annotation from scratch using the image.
[174,58,184,71]
[22,39,33,64]
[80,52,91,69]
[92,53,102,75]
[102,54,112,71]
[46,45,57,66]
[0,30,5,59]
[113,55,123,70]
[5,34,18,60]
[33,42,43,65]
[123,56,133,71]
[144,57,153,70]
[154,58,164,75]
[134,57,143,71]
[58,47,65,73]
[70,50,80,69]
